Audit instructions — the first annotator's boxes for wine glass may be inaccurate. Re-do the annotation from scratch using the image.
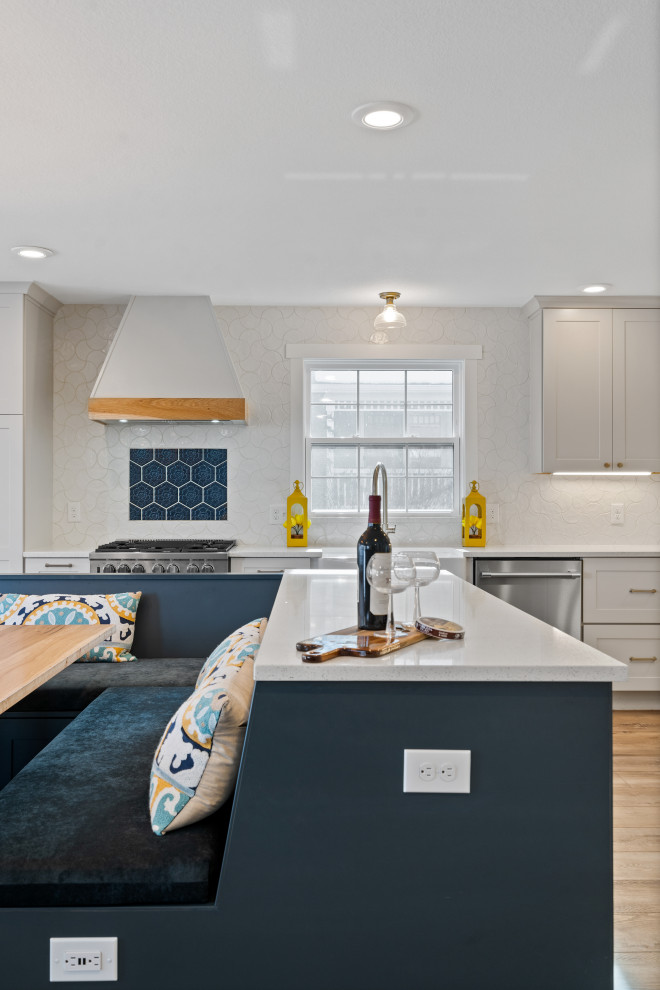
[366,553,415,640]
[408,551,441,624]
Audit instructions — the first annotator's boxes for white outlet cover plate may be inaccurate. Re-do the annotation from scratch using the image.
[50,937,118,982]
[403,749,471,793]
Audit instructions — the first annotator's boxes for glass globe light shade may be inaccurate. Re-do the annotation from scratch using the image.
[373,303,407,331]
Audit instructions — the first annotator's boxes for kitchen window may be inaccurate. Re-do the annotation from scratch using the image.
[301,359,465,517]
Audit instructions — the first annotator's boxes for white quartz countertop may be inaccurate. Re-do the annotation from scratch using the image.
[321,547,466,559]
[461,545,660,557]
[228,546,322,558]
[255,569,627,684]
[22,550,93,558]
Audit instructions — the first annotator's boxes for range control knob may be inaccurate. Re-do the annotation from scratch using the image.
[201,563,215,573]
[117,563,131,573]
[151,562,165,574]
[186,562,200,573]
[131,563,145,573]
[166,562,180,574]
[102,563,116,573]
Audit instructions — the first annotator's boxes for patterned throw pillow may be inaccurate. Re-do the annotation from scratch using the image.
[149,617,267,835]
[0,592,142,662]
[194,617,267,688]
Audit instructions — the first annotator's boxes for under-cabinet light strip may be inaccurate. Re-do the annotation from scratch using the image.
[552,471,652,476]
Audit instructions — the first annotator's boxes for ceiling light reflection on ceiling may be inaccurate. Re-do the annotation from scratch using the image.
[580,283,612,294]
[11,245,55,259]
[352,102,416,130]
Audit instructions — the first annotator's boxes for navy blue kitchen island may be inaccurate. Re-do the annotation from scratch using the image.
[0,569,625,989]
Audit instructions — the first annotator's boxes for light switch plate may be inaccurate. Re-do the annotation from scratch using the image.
[50,938,118,982]
[403,749,471,793]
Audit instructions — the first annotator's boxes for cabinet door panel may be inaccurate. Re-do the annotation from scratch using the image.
[583,557,660,623]
[613,309,660,472]
[583,624,660,691]
[542,310,612,471]
[0,294,23,414]
[0,417,23,573]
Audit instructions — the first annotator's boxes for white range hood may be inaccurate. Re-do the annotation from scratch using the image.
[88,296,247,423]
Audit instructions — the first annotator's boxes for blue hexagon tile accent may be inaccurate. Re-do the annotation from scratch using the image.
[143,460,166,486]
[129,448,227,520]
[167,460,191,486]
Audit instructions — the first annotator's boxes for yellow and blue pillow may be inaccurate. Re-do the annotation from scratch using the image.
[0,592,142,662]
[149,618,266,835]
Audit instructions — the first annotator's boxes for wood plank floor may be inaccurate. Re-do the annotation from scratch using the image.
[613,711,660,990]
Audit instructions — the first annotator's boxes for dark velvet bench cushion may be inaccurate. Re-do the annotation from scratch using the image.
[9,657,204,713]
[0,687,231,907]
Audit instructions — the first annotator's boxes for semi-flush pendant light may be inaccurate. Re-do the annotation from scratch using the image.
[371,291,406,344]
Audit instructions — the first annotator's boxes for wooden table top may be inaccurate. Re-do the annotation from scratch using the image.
[0,625,113,715]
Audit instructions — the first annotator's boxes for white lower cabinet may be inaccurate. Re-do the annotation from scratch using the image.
[0,417,23,572]
[583,557,660,693]
[23,555,91,575]
[583,624,660,691]
[230,556,312,574]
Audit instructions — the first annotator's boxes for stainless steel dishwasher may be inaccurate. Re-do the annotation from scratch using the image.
[473,558,582,638]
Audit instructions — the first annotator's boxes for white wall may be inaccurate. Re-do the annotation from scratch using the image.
[52,303,660,549]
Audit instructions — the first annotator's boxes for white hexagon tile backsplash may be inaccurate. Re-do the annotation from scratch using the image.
[52,303,660,550]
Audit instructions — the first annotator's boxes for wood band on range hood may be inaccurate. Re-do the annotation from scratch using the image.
[88,397,247,422]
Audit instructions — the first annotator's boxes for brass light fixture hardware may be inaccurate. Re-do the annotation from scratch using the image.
[629,656,657,662]
[629,588,657,594]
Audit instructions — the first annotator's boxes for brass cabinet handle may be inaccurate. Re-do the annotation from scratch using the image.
[617,462,624,468]
[629,656,657,662]
[629,588,657,594]
[43,562,74,568]
[604,462,611,468]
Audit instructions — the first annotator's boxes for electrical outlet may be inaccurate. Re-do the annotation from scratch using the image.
[50,938,118,982]
[67,502,81,523]
[269,505,286,525]
[610,503,624,525]
[403,749,471,794]
[487,503,500,524]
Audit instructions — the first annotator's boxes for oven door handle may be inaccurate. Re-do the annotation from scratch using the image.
[479,571,581,579]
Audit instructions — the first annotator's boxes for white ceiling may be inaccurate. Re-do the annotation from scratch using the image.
[1,0,658,307]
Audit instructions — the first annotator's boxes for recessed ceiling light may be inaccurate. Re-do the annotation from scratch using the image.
[579,283,612,294]
[11,245,55,259]
[351,102,416,130]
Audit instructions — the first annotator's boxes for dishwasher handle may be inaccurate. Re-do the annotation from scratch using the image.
[479,570,581,579]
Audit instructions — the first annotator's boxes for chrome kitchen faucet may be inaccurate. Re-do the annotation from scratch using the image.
[372,462,396,535]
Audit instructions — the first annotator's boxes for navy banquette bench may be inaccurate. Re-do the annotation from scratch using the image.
[0,574,281,954]
[0,573,281,786]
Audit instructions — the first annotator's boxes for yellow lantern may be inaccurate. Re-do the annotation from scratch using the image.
[284,480,310,548]
[462,480,486,548]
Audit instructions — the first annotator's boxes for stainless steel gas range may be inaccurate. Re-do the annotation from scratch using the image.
[90,539,236,574]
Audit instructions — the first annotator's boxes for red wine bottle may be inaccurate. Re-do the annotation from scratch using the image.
[357,495,392,630]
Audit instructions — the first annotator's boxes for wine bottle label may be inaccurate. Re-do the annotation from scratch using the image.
[370,589,388,615]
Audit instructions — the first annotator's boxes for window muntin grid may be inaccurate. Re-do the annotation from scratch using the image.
[307,364,459,515]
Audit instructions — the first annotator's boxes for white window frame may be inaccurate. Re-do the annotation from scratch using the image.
[287,344,481,520]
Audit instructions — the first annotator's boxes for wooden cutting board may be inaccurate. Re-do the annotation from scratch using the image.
[296,624,426,663]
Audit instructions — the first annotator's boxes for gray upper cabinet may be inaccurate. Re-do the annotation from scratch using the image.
[612,310,660,472]
[529,304,660,474]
